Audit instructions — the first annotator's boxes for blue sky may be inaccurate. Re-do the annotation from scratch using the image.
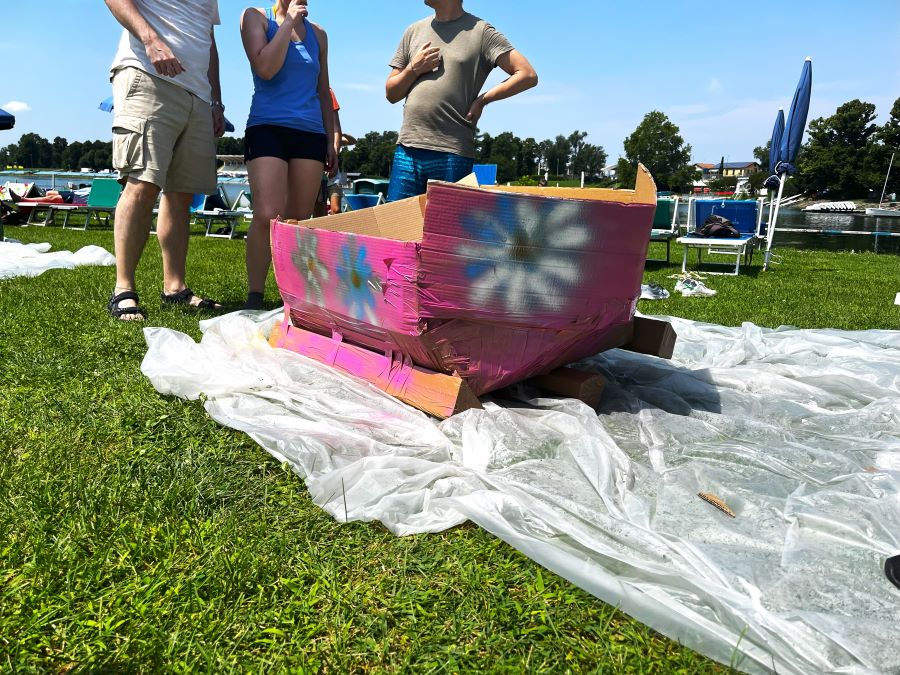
[2,0,898,165]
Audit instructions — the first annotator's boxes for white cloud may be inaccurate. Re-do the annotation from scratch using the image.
[707,78,723,94]
[2,100,30,113]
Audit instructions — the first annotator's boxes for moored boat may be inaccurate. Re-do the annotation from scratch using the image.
[269,165,668,417]
[803,201,857,212]
[864,206,900,217]
[868,152,897,218]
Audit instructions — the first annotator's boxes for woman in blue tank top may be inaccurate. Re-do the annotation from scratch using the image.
[240,0,337,309]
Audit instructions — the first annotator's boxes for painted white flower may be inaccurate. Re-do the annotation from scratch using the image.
[458,196,590,313]
[292,228,330,306]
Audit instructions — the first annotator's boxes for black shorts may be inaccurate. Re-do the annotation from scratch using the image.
[244,124,327,163]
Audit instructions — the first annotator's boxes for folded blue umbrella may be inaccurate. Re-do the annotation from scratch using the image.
[99,96,235,132]
[762,109,785,190]
[764,57,813,270]
[777,58,812,176]
[0,107,15,131]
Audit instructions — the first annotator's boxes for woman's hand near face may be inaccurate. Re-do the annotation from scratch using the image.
[285,0,308,26]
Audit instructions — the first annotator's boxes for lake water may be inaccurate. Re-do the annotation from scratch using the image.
[4,172,898,253]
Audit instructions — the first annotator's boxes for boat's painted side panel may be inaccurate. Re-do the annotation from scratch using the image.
[418,183,652,328]
[271,222,421,337]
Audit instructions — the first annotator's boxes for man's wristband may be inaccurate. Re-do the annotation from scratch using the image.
[210,100,225,111]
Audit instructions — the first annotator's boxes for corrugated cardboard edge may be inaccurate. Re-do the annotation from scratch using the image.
[482,162,657,205]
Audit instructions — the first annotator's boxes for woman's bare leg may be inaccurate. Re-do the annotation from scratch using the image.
[245,156,288,300]
[286,159,325,220]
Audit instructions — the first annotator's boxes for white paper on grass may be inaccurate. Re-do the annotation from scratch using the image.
[0,241,115,280]
[141,311,900,674]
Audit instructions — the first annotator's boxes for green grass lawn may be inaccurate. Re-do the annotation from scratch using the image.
[1,223,897,672]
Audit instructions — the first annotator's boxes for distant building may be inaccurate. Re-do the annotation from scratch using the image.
[695,161,761,180]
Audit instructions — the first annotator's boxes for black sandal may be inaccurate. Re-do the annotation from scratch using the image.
[161,287,222,311]
[108,290,147,321]
[886,555,900,590]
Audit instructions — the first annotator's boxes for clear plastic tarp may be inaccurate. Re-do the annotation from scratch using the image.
[142,311,900,674]
[0,241,115,280]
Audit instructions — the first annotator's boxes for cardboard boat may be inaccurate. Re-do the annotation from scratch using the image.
[270,164,669,418]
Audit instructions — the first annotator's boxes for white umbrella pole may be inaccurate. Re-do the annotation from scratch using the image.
[878,152,895,208]
[764,173,786,271]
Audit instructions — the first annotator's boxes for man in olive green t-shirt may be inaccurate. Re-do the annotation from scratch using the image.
[385,0,537,201]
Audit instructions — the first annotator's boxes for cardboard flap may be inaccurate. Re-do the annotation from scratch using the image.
[291,194,426,242]
[455,173,480,187]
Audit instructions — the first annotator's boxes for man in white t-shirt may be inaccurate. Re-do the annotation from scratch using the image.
[104,0,225,320]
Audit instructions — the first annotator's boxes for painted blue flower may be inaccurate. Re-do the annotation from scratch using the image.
[292,228,329,306]
[336,236,380,323]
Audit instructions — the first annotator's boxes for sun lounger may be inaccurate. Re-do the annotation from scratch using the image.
[24,195,72,226]
[647,196,680,263]
[198,208,244,238]
[676,198,763,275]
[196,186,244,238]
[44,178,123,230]
[231,189,253,216]
[150,188,246,239]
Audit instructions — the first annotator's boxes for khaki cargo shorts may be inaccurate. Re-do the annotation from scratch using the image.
[111,66,216,194]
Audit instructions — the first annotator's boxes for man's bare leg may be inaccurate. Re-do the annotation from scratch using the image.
[157,191,221,308]
[112,177,160,320]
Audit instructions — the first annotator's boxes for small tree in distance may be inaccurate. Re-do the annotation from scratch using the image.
[616,111,697,191]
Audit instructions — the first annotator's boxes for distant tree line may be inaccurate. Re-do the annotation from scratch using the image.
[0,134,114,171]
[6,97,895,198]
[748,96,900,199]
[794,96,899,199]
[0,135,249,172]
[0,129,614,186]
[336,129,609,185]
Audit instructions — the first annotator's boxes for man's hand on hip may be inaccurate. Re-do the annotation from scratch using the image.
[466,95,487,126]
[144,36,185,77]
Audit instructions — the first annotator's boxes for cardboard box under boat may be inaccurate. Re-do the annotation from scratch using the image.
[269,164,674,418]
